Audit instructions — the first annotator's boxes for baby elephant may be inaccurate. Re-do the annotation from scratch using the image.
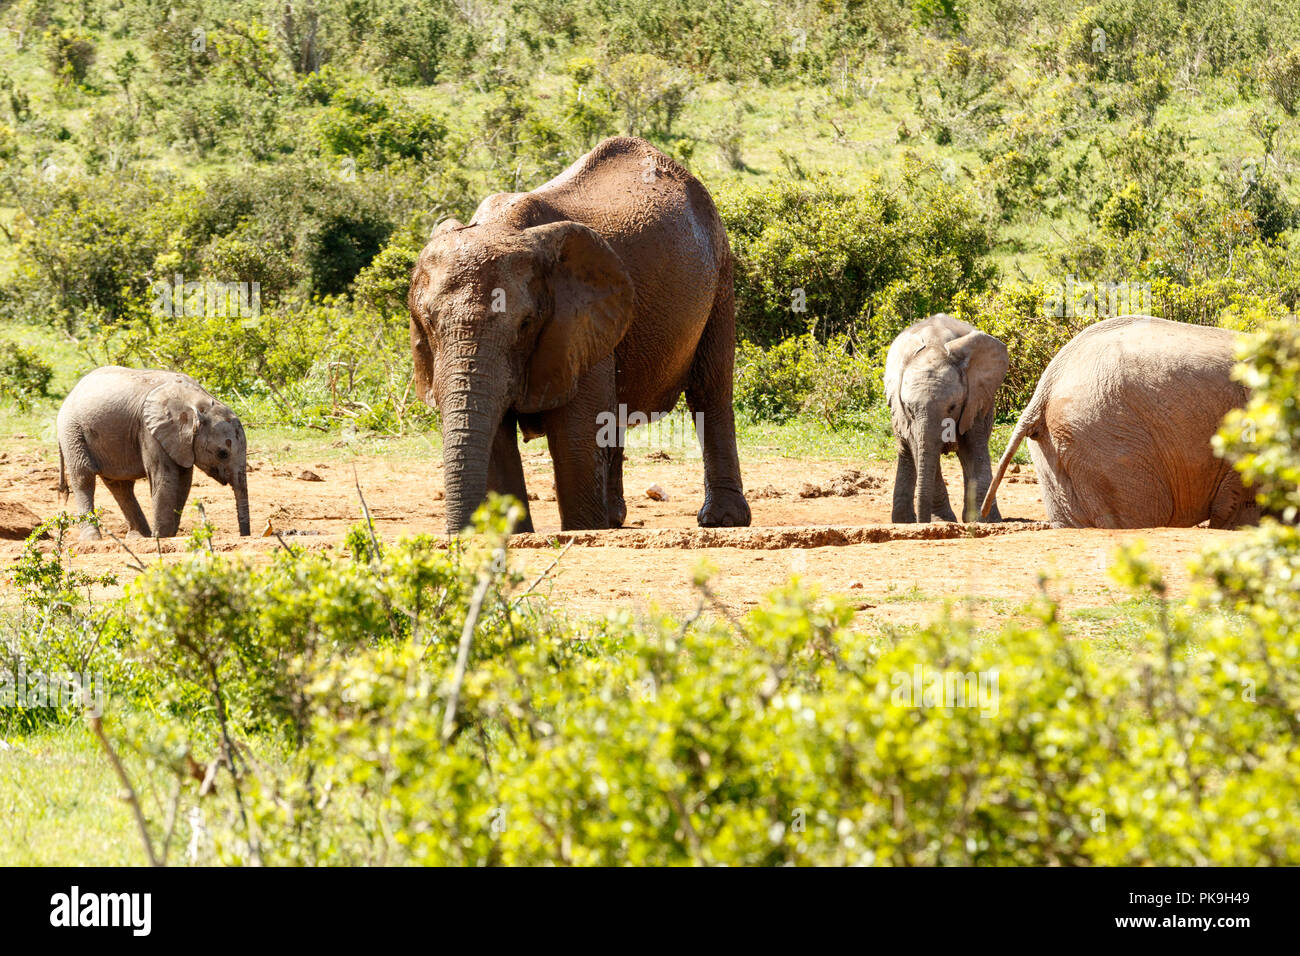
[57,366,250,540]
[885,314,1009,523]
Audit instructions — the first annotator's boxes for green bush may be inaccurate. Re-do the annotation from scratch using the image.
[1215,315,1300,519]
[1261,47,1300,116]
[0,340,54,407]
[715,172,995,346]
[4,170,189,331]
[734,333,877,426]
[43,28,96,87]
[46,496,1300,865]
[314,81,447,170]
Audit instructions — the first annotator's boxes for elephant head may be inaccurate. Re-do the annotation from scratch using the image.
[409,218,634,532]
[142,381,251,535]
[888,327,1008,523]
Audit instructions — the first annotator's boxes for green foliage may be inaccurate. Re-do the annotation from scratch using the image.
[0,339,54,408]
[314,81,447,170]
[364,1,450,86]
[4,170,188,332]
[1215,316,1300,519]
[716,172,995,346]
[46,496,1300,865]
[734,333,877,426]
[43,27,95,87]
[1260,46,1300,116]
[597,54,690,138]
[11,513,116,611]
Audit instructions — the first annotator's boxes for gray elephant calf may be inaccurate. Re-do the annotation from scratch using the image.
[57,366,251,540]
[885,314,1009,523]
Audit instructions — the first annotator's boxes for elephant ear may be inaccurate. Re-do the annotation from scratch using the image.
[947,331,1009,434]
[408,219,466,404]
[142,380,201,468]
[518,221,634,413]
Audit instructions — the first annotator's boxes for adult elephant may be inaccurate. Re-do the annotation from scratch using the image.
[57,366,251,540]
[409,136,751,533]
[981,315,1256,528]
[885,314,1009,523]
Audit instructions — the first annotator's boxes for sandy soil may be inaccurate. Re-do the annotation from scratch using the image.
[0,443,1238,626]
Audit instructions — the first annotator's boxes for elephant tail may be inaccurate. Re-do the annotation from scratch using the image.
[981,389,1046,519]
[58,444,69,501]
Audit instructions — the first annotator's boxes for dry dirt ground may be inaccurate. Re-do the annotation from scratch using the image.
[0,443,1240,627]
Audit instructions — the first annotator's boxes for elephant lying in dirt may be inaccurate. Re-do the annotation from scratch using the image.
[981,315,1256,528]
[409,136,751,533]
[885,314,1009,523]
[57,366,251,540]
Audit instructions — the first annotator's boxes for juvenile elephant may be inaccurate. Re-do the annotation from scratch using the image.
[885,314,1009,523]
[408,136,751,532]
[981,315,1256,528]
[57,366,251,540]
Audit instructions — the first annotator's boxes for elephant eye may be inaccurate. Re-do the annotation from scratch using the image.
[217,449,229,460]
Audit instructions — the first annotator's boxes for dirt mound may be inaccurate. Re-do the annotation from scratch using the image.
[0,500,41,539]
[510,521,1050,550]
[798,469,883,498]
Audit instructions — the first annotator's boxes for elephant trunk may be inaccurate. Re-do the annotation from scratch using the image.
[914,427,939,525]
[440,346,508,534]
[233,470,250,536]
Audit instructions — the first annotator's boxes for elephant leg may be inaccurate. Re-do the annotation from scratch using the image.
[541,358,612,531]
[1209,472,1256,529]
[958,416,1000,523]
[685,291,750,528]
[104,479,153,537]
[931,458,958,522]
[486,412,534,533]
[149,465,192,537]
[891,443,917,523]
[606,443,627,528]
[68,468,101,542]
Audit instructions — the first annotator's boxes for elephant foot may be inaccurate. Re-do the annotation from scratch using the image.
[79,526,102,542]
[698,488,751,528]
[608,496,627,529]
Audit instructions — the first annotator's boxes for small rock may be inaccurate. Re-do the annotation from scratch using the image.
[297,470,323,482]
[645,484,668,501]
[848,580,863,589]
[751,484,782,499]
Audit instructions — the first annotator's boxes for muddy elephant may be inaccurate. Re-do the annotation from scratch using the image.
[408,136,751,533]
[57,366,250,540]
[885,314,1009,523]
[981,315,1256,528]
